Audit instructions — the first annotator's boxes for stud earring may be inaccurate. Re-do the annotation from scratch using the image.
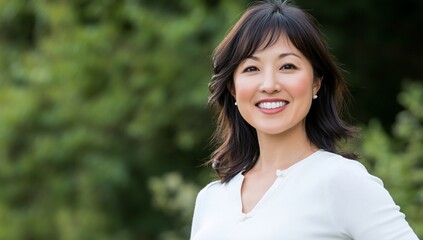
[212,159,220,169]
[235,102,238,106]
[313,95,318,99]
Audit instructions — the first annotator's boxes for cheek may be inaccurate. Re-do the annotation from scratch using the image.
[285,74,313,97]
[234,78,256,100]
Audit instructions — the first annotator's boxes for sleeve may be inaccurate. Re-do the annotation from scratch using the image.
[190,186,208,239]
[327,160,419,240]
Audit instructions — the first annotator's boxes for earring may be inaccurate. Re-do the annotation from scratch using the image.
[234,102,238,106]
[313,95,318,99]
[212,159,220,169]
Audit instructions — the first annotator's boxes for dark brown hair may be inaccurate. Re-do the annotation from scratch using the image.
[208,0,356,182]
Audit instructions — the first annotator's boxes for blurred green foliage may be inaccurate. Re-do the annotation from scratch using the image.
[358,81,423,237]
[0,0,421,239]
[148,172,199,240]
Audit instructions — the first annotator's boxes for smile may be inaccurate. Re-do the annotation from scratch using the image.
[257,101,287,109]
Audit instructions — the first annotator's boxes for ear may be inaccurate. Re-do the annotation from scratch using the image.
[227,80,236,97]
[313,76,322,95]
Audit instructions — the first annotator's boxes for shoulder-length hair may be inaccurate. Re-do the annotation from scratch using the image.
[208,0,356,182]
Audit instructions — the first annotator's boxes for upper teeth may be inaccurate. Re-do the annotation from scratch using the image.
[258,101,287,109]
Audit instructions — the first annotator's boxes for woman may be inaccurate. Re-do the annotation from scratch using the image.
[191,1,418,239]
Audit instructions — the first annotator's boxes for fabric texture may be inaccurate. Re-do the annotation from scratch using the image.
[190,150,419,240]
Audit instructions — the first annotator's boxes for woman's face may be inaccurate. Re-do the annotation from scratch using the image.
[232,35,321,136]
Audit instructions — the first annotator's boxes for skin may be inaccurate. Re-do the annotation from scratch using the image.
[232,35,322,213]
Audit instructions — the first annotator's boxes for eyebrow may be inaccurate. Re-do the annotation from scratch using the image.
[247,52,301,61]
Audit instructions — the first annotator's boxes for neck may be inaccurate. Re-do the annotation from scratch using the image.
[253,123,318,173]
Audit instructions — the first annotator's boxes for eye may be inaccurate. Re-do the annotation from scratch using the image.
[280,64,297,70]
[242,66,259,73]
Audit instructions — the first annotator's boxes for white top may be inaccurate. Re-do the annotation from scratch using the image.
[190,150,418,240]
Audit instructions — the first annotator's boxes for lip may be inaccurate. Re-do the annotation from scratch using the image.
[255,98,289,114]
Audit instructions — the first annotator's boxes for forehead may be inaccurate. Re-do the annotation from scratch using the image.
[253,34,296,54]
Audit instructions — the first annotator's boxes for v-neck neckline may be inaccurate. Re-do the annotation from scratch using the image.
[236,149,323,218]
[238,171,283,217]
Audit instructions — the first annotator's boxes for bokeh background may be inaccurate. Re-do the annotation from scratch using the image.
[0,0,422,239]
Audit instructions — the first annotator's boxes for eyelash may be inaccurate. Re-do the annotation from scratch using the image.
[242,64,297,73]
[280,64,297,70]
[243,66,258,72]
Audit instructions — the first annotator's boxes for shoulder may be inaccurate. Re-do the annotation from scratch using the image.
[315,154,418,239]
[192,180,221,219]
[195,173,243,210]
[196,180,222,200]
[192,176,237,223]
[316,152,396,219]
[314,151,382,186]
[195,175,235,204]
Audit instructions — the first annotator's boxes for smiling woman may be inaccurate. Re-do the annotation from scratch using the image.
[208,1,356,183]
[190,1,418,239]
[233,36,319,138]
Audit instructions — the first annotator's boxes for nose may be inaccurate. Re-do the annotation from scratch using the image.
[259,69,281,93]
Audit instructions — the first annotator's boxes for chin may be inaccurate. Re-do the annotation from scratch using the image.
[253,121,303,136]
[255,126,287,135]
